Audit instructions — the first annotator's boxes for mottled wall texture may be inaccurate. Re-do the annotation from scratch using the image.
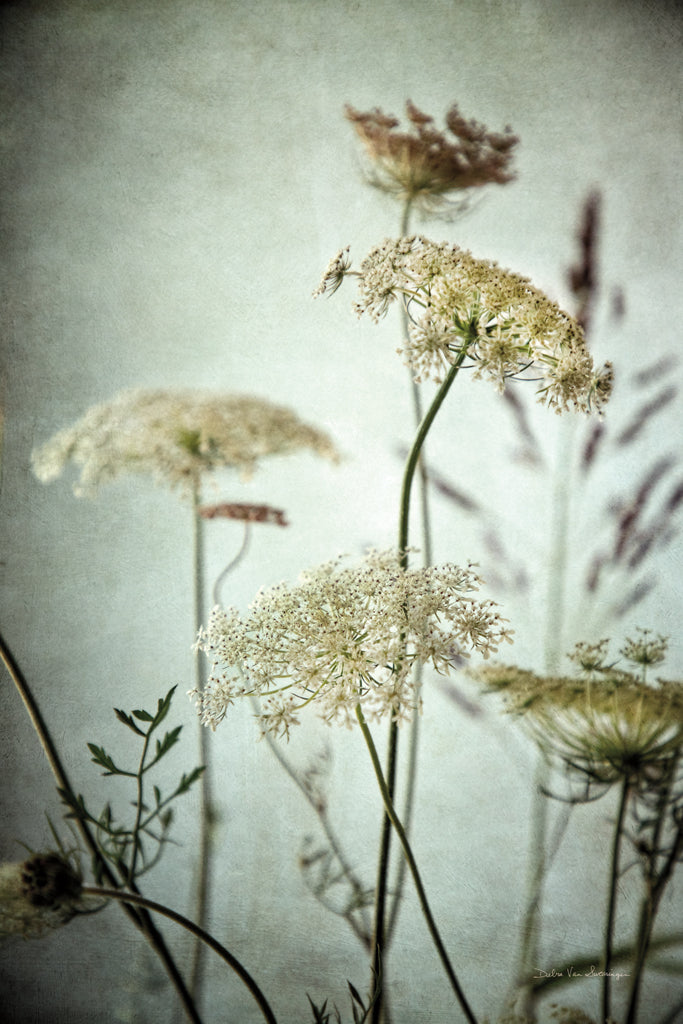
[1,1,682,1022]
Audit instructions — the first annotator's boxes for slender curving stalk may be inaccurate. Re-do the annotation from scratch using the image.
[398,347,470,565]
[83,886,279,1024]
[356,705,479,1024]
[387,195,432,943]
[190,480,217,1002]
[371,344,471,1022]
[212,521,252,606]
[603,776,631,1024]
[0,631,203,1024]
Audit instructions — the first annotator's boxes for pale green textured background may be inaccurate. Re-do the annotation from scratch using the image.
[1,1,682,1021]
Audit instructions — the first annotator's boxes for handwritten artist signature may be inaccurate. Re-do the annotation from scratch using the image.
[533,966,631,980]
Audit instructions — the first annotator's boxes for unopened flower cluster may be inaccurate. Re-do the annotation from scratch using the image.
[193,550,513,737]
[345,100,518,215]
[31,388,339,497]
[0,853,83,939]
[316,236,612,413]
[473,632,683,786]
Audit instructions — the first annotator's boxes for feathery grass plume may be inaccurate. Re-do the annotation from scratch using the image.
[31,389,339,498]
[345,100,518,216]
[193,549,513,737]
[473,632,683,789]
[316,236,612,413]
[0,853,84,938]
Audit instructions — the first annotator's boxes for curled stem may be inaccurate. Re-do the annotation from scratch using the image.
[0,630,202,1024]
[212,521,252,607]
[83,886,279,1024]
[356,705,479,1024]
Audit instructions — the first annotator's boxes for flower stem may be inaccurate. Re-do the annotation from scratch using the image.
[387,197,432,947]
[190,482,216,1003]
[603,776,630,1024]
[398,348,470,565]
[356,705,479,1024]
[625,753,683,1024]
[129,728,152,885]
[368,346,469,1020]
[0,630,203,1024]
[83,886,279,1024]
[369,719,399,1023]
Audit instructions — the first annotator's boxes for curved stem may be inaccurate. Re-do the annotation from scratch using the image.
[356,705,479,1024]
[387,199,431,950]
[398,348,470,567]
[212,521,252,607]
[368,345,469,1020]
[0,631,202,1024]
[190,483,216,1003]
[83,886,279,1024]
[603,776,630,1024]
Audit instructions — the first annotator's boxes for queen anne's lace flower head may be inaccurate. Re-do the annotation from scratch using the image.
[473,634,683,787]
[345,100,518,216]
[317,235,612,414]
[31,389,339,497]
[193,549,513,737]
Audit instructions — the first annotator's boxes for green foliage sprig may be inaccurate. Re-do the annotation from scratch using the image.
[59,687,204,886]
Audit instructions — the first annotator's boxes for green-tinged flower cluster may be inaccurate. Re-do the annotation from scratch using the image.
[193,550,513,737]
[473,633,683,786]
[0,853,83,939]
[345,100,518,216]
[31,389,339,497]
[316,236,612,413]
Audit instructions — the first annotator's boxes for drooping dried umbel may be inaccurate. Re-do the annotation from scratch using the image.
[474,632,683,788]
[345,100,518,215]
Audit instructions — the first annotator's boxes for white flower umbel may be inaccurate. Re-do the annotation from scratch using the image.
[31,388,339,497]
[318,236,612,413]
[193,550,513,737]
